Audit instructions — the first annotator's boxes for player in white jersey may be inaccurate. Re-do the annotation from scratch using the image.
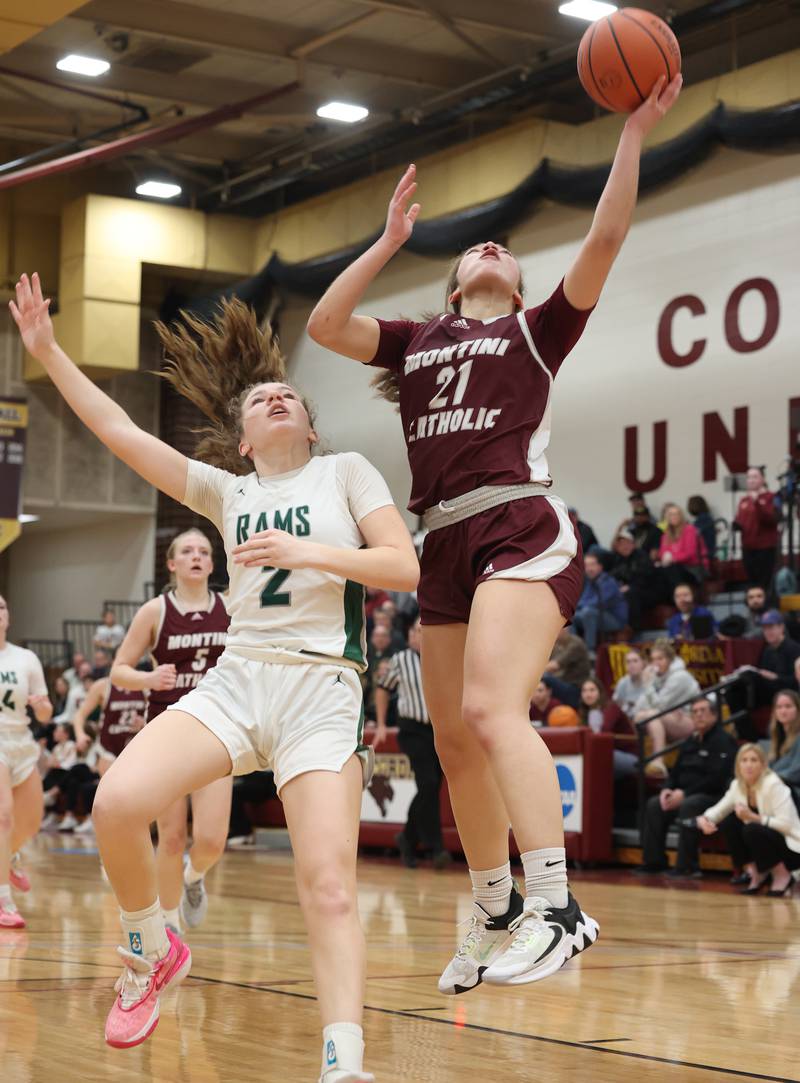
[0,594,53,927]
[11,276,418,1083]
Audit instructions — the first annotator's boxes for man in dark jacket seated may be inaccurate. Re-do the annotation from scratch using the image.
[725,610,800,738]
[609,528,667,632]
[636,696,736,878]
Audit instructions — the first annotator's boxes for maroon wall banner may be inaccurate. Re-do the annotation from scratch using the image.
[0,398,28,554]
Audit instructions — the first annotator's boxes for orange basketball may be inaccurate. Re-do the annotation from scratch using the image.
[548,705,580,728]
[577,8,681,113]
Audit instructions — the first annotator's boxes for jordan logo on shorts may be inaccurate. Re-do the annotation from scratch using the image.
[332,672,344,686]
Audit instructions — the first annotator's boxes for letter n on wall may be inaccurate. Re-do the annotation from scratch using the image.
[702,407,748,482]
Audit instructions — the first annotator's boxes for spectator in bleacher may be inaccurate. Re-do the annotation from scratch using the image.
[637,695,736,876]
[734,467,780,592]
[51,675,70,718]
[767,690,800,789]
[697,743,800,895]
[612,647,653,719]
[91,648,112,680]
[93,608,125,653]
[656,504,709,589]
[572,552,628,651]
[727,611,800,738]
[568,507,598,554]
[529,681,569,727]
[634,639,701,777]
[743,584,770,637]
[666,583,717,640]
[578,678,609,733]
[687,495,717,561]
[365,587,390,621]
[54,661,93,723]
[385,589,419,636]
[545,627,591,692]
[622,493,663,560]
[373,601,408,651]
[364,625,396,718]
[62,651,87,690]
[609,528,664,632]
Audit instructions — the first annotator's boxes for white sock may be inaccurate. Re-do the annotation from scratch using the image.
[0,883,16,911]
[521,847,568,909]
[469,863,513,918]
[184,858,204,885]
[321,1022,364,1077]
[162,906,182,930]
[120,897,170,960]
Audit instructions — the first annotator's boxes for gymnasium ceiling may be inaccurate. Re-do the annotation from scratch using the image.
[0,0,798,215]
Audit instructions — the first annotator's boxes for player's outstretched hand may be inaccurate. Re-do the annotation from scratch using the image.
[626,73,682,138]
[382,164,421,249]
[9,272,56,360]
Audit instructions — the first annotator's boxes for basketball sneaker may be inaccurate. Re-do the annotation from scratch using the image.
[181,856,208,929]
[0,903,25,929]
[481,892,598,987]
[104,927,191,1049]
[9,853,30,893]
[438,887,524,995]
[319,1073,375,1083]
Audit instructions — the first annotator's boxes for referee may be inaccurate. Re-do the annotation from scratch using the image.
[375,619,449,869]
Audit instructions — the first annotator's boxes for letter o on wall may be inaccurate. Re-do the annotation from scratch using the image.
[724,277,780,354]
[657,295,707,367]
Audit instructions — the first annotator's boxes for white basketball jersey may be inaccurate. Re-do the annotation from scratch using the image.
[0,642,48,733]
[184,453,394,672]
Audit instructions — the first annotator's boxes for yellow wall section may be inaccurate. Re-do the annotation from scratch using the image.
[0,0,88,54]
[17,47,800,381]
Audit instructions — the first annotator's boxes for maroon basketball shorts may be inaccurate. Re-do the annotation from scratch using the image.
[418,494,583,625]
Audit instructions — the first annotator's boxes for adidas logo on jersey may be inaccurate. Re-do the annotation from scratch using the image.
[451,318,470,329]
[190,611,204,621]
[483,562,495,575]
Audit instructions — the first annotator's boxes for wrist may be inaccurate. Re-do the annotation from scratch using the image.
[376,233,404,257]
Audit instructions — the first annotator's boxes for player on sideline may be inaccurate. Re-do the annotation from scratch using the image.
[11,278,418,1083]
[308,73,682,993]
[0,594,53,927]
[110,529,231,935]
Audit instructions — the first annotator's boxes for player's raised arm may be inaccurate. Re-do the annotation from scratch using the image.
[9,273,188,503]
[564,74,682,311]
[306,164,421,362]
[72,677,108,753]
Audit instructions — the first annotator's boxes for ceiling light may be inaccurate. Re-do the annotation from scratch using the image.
[56,54,110,77]
[316,102,369,124]
[19,514,39,524]
[135,181,182,200]
[559,0,617,20]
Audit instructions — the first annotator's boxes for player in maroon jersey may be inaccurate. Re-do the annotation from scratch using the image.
[111,529,230,935]
[308,74,682,991]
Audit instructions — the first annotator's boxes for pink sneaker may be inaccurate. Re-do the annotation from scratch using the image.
[10,855,31,893]
[0,904,26,929]
[105,928,191,1049]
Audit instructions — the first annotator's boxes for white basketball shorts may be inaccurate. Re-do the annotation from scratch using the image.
[172,652,372,793]
[0,729,40,787]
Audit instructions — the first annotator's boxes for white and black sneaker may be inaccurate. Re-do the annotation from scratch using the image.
[438,887,524,996]
[482,892,598,987]
[181,856,208,929]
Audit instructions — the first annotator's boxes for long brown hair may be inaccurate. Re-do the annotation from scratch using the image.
[769,689,800,761]
[578,677,607,725]
[155,298,317,474]
[371,243,525,405]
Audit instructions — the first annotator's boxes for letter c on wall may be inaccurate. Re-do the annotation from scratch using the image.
[657,295,706,368]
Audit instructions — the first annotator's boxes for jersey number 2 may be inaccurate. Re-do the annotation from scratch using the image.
[260,566,292,607]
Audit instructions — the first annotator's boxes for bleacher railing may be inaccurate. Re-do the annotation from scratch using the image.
[62,619,100,663]
[102,599,145,628]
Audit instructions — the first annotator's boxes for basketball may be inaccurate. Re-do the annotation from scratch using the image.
[577,8,681,113]
[548,705,581,728]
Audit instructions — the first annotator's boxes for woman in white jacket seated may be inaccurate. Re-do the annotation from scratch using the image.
[633,639,701,778]
[697,743,800,896]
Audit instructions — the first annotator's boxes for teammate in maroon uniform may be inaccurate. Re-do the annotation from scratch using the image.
[308,74,682,991]
[74,679,147,768]
[111,529,230,934]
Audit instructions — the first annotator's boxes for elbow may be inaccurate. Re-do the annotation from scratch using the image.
[399,557,420,592]
[307,309,333,347]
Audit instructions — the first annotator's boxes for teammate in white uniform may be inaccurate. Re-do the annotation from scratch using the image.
[0,594,53,927]
[11,278,418,1083]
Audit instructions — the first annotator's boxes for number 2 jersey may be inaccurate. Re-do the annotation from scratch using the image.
[0,641,47,734]
[368,279,593,514]
[182,452,394,673]
[147,591,230,722]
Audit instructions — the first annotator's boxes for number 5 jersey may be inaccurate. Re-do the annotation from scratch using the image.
[182,453,394,673]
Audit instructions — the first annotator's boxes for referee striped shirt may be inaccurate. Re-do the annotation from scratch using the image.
[377,648,428,724]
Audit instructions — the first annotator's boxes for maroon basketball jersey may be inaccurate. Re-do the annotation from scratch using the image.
[369,280,592,514]
[147,591,229,720]
[99,684,147,758]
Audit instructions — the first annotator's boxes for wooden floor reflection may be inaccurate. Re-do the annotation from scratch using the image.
[2,834,799,1082]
